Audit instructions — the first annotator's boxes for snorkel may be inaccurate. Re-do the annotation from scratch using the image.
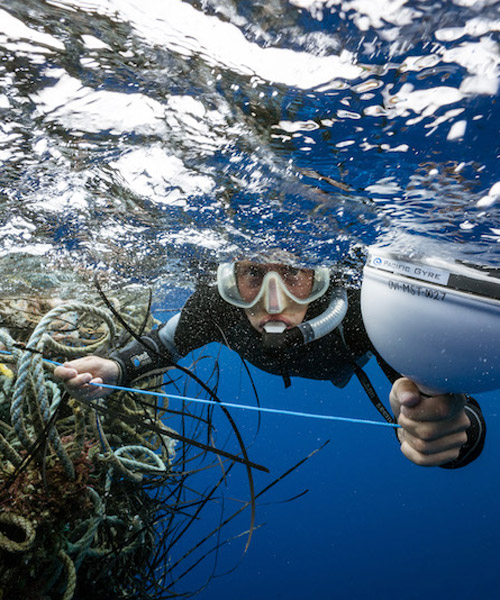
[262,287,348,350]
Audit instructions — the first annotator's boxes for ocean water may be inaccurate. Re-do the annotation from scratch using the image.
[1,0,499,598]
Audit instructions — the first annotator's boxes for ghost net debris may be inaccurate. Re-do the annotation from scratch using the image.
[0,296,203,599]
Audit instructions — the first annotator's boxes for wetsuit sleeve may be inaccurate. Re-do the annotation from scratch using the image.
[109,285,223,385]
[109,327,175,386]
[341,288,377,359]
[440,396,486,469]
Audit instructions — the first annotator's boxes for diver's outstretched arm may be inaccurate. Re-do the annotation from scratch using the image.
[55,322,180,398]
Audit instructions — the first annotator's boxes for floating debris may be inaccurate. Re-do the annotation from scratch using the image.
[0,296,193,599]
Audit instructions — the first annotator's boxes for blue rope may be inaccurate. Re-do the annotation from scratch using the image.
[1,351,400,429]
[96,382,400,428]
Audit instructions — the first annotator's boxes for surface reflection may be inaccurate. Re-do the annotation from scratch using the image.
[1,0,499,278]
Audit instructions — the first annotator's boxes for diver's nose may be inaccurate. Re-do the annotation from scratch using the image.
[263,272,287,314]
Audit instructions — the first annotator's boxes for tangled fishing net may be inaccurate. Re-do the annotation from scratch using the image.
[0,273,313,600]
[0,294,182,599]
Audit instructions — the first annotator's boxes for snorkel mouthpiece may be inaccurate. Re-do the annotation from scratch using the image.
[263,321,287,335]
[262,320,295,351]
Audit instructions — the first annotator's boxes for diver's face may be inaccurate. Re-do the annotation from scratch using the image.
[236,262,313,332]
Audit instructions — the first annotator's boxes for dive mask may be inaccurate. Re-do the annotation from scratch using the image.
[217,262,330,313]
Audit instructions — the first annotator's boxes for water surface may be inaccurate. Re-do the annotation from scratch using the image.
[1,0,499,290]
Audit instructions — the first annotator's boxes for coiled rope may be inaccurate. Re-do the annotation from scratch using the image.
[0,299,173,599]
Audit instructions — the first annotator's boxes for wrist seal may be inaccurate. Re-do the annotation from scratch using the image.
[109,329,174,386]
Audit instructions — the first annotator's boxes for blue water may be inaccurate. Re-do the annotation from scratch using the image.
[1,0,499,598]
[170,346,500,600]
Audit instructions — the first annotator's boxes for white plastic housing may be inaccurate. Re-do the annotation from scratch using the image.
[361,255,500,394]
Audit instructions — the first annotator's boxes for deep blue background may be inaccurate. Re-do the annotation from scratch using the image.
[169,343,500,600]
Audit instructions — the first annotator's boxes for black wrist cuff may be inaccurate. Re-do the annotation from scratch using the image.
[440,396,486,470]
[109,329,174,386]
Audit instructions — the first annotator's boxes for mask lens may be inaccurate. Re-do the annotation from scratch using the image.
[278,266,314,300]
[235,263,267,304]
[236,263,315,306]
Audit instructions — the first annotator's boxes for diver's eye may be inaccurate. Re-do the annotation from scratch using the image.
[237,265,265,287]
[280,266,308,285]
[283,267,299,279]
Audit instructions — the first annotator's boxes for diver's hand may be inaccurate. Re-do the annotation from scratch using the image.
[389,378,470,467]
[54,356,120,401]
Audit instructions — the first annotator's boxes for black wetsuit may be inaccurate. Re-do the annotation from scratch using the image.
[111,282,486,469]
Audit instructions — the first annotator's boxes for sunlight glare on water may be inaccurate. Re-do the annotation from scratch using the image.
[0,0,499,293]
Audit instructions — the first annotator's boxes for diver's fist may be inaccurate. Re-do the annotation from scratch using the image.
[389,378,470,467]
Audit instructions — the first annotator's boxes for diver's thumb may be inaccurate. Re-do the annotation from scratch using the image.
[390,377,421,418]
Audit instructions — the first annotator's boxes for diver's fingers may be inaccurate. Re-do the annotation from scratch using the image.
[81,377,108,400]
[406,429,468,454]
[398,404,470,439]
[64,371,93,390]
[53,364,79,381]
[60,373,110,401]
[399,431,468,467]
[54,357,119,388]
[397,409,470,466]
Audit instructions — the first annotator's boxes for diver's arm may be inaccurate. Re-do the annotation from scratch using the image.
[390,378,486,468]
[345,291,486,468]
[109,326,176,385]
[54,329,178,399]
[55,285,225,394]
[110,285,225,386]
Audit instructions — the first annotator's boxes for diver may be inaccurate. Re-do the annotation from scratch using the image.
[54,260,486,469]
